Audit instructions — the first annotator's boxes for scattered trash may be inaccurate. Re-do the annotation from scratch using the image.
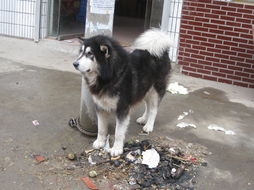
[88,170,97,178]
[169,147,176,153]
[208,124,236,135]
[68,118,77,128]
[167,82,189,95]
[225,130,236,135]
[85,149,95,154]
[81,177,98,190]
[128,176,137,185]
[140,139,152,151]
[172,165,185,179]
[88,155,96,165]
[190,158,197,162]
[141,148,160,168]
[112,160,122,167]
[126,152,136,162]
[32,137,208,189]
[177,110,194,120]
[67,153,77,161]
[34,155,46,163]
[177,122,197,129]
[111,156,121,161]
[171,168,177,175]
[177,112,189,120]
[32,120,40,126]
[203,91,210,95]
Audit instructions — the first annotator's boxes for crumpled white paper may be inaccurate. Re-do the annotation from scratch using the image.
[208,124,236,135]
[142,148,160,168]
[167,82,189,95]
[177,109,194,120]
[177,112,189,120]
[177,122,197,129]
[32,120,40,126]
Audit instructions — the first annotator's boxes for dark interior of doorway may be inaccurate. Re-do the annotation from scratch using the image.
[58,0,86,39]
[113,0,148,46]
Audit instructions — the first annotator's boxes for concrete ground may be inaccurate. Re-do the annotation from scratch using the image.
[0,36,254,190]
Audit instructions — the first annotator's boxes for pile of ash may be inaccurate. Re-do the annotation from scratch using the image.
[82,137,209,190]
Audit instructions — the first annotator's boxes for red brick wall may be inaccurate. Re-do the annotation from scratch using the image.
[178,0,254,88]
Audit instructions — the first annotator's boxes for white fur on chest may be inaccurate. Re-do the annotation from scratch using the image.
[92,94,119,112]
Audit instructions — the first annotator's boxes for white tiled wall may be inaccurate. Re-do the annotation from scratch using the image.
[0,0,48,40]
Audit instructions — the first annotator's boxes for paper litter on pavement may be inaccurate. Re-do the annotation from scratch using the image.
[177,112,189,120]
[177,110,193,120]
[203,91,210,95]
[208,124,236,135]
[167,82,189,95]
[177,122,197,129]
[32,120,40,126]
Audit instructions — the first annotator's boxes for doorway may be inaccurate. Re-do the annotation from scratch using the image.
[113,0,147,46]
[47,0,164,41]
[113,0,164,46]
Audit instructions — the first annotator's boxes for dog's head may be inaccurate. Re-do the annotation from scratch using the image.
[73,36,117,86]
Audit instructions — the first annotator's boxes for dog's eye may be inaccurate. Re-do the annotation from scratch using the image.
[87,51,93,56]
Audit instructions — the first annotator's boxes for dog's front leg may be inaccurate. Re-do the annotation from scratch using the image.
[110,114,130,156]
[93,109,109,149]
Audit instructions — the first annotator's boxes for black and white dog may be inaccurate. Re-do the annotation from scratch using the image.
[73,29,173,156]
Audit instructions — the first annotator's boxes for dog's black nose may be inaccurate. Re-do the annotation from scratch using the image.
[73,62,79,68]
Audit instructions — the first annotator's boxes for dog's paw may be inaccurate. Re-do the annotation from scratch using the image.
[110,146,123,157]
[136,116,147,125]
[143,124,154,133]
[93,139,106,149]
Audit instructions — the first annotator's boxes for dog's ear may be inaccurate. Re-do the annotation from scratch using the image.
[100,45,110,58]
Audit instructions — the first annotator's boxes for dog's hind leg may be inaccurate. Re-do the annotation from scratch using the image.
[93,110,109,149]
[142,89,159,133]
[110,114,130,156]
[136,101,148,125]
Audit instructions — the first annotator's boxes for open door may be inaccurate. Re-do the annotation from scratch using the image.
[48,0,86,40]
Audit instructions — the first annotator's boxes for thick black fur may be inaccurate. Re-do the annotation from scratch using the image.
[82,35,171,120]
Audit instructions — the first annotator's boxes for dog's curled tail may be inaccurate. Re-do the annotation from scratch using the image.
[133,28,175,57]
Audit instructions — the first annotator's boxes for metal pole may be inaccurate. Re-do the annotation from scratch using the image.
[34,0,42,42]
[76,77,97,136]
[76,0,115,136]
[161,0,170,32]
